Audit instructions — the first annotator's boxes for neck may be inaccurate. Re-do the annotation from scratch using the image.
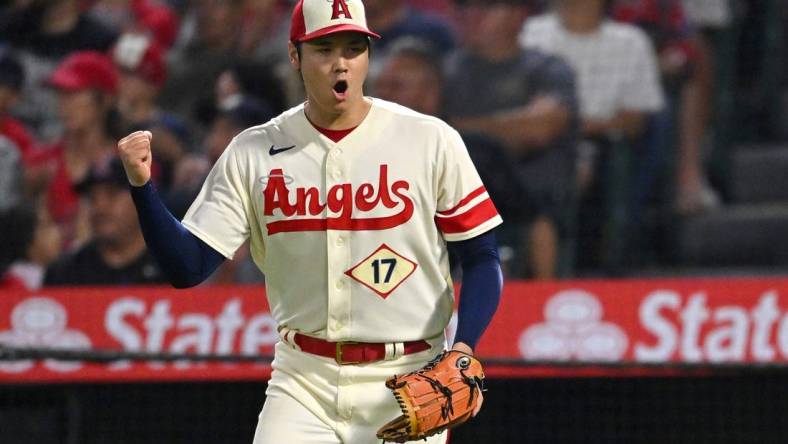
[42,2,79,35]
[305,97,372,130]
[558,2,604,34]
[98,233,147,269]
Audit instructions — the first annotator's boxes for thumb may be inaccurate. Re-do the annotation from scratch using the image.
[144,130,153,142]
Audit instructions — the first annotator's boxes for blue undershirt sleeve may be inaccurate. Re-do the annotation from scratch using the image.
[447,229,503,350]
[130,181,225,288]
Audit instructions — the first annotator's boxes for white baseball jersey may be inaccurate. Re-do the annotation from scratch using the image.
[182,98,502,343]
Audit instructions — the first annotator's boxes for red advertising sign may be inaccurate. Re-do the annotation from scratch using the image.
[2,278,788,383]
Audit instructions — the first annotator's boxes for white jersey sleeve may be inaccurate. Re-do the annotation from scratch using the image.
[434,127,503,242]
[181,137,253,258]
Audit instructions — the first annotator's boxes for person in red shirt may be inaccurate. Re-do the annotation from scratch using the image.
[26,51,120,248]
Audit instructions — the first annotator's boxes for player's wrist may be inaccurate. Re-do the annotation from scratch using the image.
[451,342,474,355]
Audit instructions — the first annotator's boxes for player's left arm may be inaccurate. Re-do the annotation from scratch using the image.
[447,229,503,355]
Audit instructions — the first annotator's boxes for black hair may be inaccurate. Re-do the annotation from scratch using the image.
[293,35,373,63]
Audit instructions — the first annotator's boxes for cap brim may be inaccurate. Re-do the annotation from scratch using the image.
[48,71,87,91]
[296,24,381,42]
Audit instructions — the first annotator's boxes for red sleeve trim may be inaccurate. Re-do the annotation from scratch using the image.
[437,186,487,216]
[435,198,499,234]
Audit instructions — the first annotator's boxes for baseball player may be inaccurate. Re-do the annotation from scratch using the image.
[117,0,503,442]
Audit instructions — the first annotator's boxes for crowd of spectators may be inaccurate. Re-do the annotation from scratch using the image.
[0,0,741,288]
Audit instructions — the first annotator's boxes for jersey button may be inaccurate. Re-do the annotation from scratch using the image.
[336,237,345,246]
[332,169,342,180]
[335,280,345,290]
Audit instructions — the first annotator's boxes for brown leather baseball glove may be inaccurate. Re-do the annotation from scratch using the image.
[376,350,485,443]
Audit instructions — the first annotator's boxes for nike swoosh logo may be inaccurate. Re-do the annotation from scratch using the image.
[269,144,296,156]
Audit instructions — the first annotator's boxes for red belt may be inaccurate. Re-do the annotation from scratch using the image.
[292,333,431,365]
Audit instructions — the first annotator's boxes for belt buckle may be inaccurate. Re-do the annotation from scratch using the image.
[335,341,360,365]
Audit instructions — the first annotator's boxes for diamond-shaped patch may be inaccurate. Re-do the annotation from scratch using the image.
[345,244,417,299]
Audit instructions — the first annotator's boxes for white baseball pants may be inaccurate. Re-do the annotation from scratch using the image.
[252,340,449,444]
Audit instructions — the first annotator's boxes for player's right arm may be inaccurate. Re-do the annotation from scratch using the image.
[117,131,225,288]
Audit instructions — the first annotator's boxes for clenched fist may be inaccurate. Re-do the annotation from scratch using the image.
[117,130,153,187]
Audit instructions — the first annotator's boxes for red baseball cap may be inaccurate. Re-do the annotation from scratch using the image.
[48,51,118,95]
[290,0,381,43]
[113,33,167,87]
[132,0,180,49]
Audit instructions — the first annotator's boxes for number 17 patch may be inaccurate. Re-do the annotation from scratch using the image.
[344,244,418,299]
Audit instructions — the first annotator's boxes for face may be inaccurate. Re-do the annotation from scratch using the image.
[197,0,242,47]
[373,55,440,116]
[455,1,526,49]
[56,89,108,133]
[118,72,157,112]
[88,183,140,245]
[215,70,241,106]
[289,32,370,120]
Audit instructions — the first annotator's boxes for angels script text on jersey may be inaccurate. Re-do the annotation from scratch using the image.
[262,164,414,234]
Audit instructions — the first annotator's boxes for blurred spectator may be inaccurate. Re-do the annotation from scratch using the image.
[44,156,166,286]
[0,0,118,141]
[681,0,731,30]
[88,0,180,48]
[0,202,36,290]
[167,96,273,285]
[680,0,735,208]
[236,0,291,57]
[443,0,578,279]
[167,96,274,219]
[372,38,443,118]
[132,0,182,49]
[406,0,452,15]
[26,51,121,248]
[214,59,288,118]
[613,0,719,214]
[364,0,456,56]
[0,49,33,207]
[159,0,245,121]
[112,32,191,193]
[371,37,538,277]
[1,200,62,290]
[88,0,136,30]
[520,0,664,269]
[520,0,663,144]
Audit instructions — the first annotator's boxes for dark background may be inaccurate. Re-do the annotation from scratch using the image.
[3,372,788,444]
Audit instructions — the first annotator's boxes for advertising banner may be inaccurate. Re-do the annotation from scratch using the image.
[2,279,788,382]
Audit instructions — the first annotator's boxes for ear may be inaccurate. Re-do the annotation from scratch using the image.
[288,42,301,70]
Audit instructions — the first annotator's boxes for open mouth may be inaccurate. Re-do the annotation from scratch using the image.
[333,80,348,95]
